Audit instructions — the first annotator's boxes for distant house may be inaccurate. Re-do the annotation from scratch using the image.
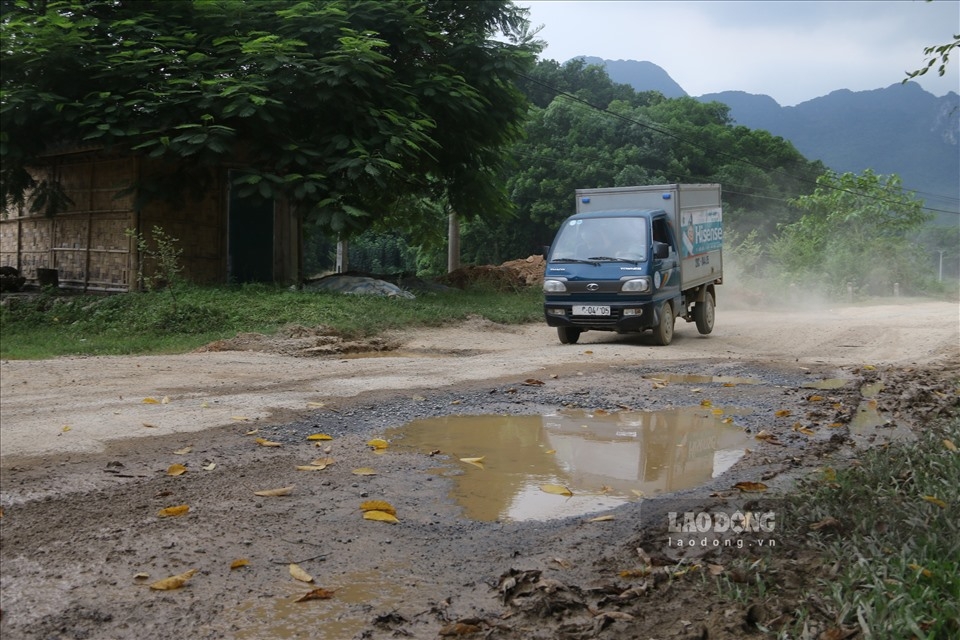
[0,147,302,291]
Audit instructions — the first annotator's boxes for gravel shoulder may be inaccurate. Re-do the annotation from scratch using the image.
[1,298,958,639]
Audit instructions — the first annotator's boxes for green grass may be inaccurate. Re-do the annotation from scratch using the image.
[0,283,545,359]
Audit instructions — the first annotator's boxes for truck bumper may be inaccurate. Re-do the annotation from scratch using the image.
[544,300,660,333]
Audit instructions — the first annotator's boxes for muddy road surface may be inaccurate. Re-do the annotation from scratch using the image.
[1,299,958,639]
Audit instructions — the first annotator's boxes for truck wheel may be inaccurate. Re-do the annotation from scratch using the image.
[557,327,581,344]
[694,290,715,335]
[653,302,674,346]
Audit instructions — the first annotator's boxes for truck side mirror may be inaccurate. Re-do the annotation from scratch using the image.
[542,245,552,257]
[654,241,669,260]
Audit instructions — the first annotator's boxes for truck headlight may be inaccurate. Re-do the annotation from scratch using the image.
[621,277,651,293]
[543,279,567,293]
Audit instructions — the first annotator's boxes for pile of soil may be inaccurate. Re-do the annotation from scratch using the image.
[440,255,546,291]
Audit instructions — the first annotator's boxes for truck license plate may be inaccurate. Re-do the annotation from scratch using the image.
[573,305,610,316]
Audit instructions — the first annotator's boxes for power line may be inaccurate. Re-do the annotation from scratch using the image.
[518,73,960,217]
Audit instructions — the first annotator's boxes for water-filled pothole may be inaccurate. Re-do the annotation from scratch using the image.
[386,408,753,522]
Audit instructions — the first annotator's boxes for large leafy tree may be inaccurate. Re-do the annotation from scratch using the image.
[0,0,540,235]
[771,170,933,294]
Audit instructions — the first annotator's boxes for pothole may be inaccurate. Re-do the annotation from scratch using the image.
[386,408,754,522]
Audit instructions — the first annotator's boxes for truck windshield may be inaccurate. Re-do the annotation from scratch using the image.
[550,217,648,262]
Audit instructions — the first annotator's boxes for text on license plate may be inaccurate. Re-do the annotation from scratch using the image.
[573,305,610,316]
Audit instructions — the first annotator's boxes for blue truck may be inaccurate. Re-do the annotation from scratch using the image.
[543,184,723,346]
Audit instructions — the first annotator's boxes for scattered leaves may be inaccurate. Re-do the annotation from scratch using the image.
[522,378,544,386]
[908,563,933,578]
[809,517,842,531]
[254,437,282,447]
[254,486,294,497]
[289,563,314,583]
[230,559,249,570]
[733,481,768,492]
[792,423,816,436]
[306,401,326,408]
[459,456,485,464]
[61,425,72,433]
[142,397,160,404]
[540,484,573,496]
[158,505,190,517]
[944,439,958,452]
[307,433,333,441]
[203,462,217,471]
[173,446,192,455]
[587,515,615,522]
[166,463,187,476]
[367,438,389,450]
[296,465,329,471]
[775,409,792,417]
[700,399,712,408]
[149,568,196,590]
[294,587,336,602]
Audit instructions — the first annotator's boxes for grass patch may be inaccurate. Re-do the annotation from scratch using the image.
[790,418,960,639]
[0,284,545,359]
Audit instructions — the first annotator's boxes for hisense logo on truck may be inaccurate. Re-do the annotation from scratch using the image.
[681,207,723,257]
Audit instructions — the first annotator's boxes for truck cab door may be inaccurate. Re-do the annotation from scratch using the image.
[651,215,680,293]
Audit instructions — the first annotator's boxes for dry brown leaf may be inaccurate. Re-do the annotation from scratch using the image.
[588,515,614,522]
[544,449,556,454]
[230,559,250,570]
[306,433,333,441]
[363,510,400,524]
[254,437,282,447]
[523,378,545,386]
[311,457,335,467]
[244,428,259,436]
[344,467,377,478]
[438,622,483,636]
[166,463,187,476]
[173,446,192,455]
[254,486,294,497]
[149,568,197,590]
[295,465,328,471]
[808,395,824,402]
[775,409,792,417]
[289,563,314,583]
[943,439,958,452]
[294,587,336,602]
[809,517,842,531]
[700,399,713,407]
[306,401,326,408]
[367,438,389,450]
[630,489,645,498]
[142,423,157,428]
[792,423,816,436]
[908,563,933,578]
[142,397,160,404]
[707,564,725,576]
[733,481,768,492]
[360,500,396,515]
[133,572,150,580]
[231,415,249,422]
[540,483,573,496]
[158,505,190,517]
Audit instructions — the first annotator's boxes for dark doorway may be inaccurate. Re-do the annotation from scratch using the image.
[228,172,274,283]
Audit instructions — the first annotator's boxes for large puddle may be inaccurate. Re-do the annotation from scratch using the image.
[385,408,754,522]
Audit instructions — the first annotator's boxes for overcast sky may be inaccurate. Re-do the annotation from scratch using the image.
[520,0,960,106]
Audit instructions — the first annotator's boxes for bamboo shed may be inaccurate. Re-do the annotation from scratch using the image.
[0,149,302,291]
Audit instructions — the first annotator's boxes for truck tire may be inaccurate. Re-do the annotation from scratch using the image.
[652,301,674,346]
[557,327,582,344]
[694,290,715,335]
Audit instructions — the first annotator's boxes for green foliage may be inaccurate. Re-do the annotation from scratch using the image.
[771,170,933,295]
[126,225,184,304]
[1,0,541,238]
[0,284,543,359]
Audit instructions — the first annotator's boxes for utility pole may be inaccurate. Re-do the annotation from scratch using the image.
[447,211,460,273]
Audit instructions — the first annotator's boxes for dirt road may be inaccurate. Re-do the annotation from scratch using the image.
[1,299,958,639]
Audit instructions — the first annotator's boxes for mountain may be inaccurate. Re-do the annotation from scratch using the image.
[582,57,960,216]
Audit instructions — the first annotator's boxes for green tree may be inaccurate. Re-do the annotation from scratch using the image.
[771,170,933,295]
[1,0,540,238]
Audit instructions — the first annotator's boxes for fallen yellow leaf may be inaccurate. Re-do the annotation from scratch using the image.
[922,495,947,509]
[631,490,645,498]
[142,397,160,404]
[232,416,250,422]
[311,457,335,467]
[306,433,333,441]
[289,563,314,583]
[61,425,72,433]
[149,568,197,590]
[944,439,958,452]
[700,399,712,407]
[254,437,282,447]
[352,467,377,476]
[166,463,187,476]
[230,559,249,570]
[254,486,294,497]
[908,563,933,578]
[307,401,326,408]
[296,465,328,471]
[545,449,556,454]
[588,515,615,522]
[173,446,192,455]
[540,484,573,496]
[294,587,336,602]
[459,456,485,464]
[360,500,396,515]
[158,505,190,517]
[712,408,724,416]
[775,409,792,417]
[161,396,171,404]
[808,395,824,402]
[733,481,768,492]
[367,438,389,450]
[245,428,259,436]
[203,462,217,471]
[363,510,400,524]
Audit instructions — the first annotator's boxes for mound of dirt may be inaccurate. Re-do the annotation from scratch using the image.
[441,255,545,291]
